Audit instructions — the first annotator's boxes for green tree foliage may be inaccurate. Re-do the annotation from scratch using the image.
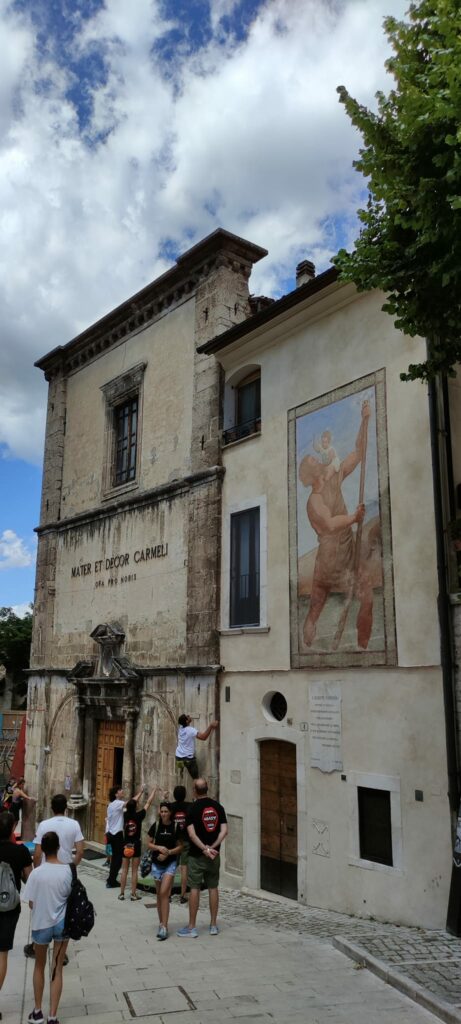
[334,0,461,381]
[0,607,32,708]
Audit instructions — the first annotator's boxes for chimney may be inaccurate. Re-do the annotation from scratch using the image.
[296,259,316,288]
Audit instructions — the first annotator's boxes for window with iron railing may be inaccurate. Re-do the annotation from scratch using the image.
[113,396,138,487]
[230,507,260,626]
[223,371,261,445]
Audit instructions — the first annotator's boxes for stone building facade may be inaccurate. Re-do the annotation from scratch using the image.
[26,229,266,840]
[199,268,461,929]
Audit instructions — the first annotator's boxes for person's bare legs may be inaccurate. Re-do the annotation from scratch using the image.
[49,940,69,1019]
[158,875,174,929]
[188,887,200,928]
[119,857,129,896]
[131,857,140,896]
[180,863,188,899]
[208,887,218,927]
[155,881,162,926]
[0,951,8,989]
[32,943,47,1016]
[303,583,329,646]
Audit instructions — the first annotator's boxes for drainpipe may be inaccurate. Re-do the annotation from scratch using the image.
[428,377,461,932]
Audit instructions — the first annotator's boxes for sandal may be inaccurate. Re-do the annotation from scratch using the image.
[117,894,125,901]
[130,893,142,901]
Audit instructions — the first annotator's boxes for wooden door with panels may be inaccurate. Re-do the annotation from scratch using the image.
[94,719,125,843]
[260,739,297,900]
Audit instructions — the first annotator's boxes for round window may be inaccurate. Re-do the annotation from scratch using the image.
[262,691,288,722]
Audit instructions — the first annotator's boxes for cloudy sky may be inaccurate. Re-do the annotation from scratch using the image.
[0,0,408,611]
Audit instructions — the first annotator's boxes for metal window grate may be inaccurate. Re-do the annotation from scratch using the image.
[114,397,138,486]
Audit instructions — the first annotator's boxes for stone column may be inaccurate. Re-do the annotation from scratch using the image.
[72,703,85,794]
[122,712,136,796]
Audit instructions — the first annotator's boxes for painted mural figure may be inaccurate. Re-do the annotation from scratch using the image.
[299,400,374,649]
[312,429,340,479]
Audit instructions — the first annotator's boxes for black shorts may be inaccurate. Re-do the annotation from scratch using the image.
[124,839,141,858]
[0,905,21,951]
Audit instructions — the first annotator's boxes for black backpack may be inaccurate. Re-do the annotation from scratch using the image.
[64,864,95,940]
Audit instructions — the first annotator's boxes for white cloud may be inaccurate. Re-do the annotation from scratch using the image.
[0,0,408,464]
[0,530,34,571]
[11,602,33,618]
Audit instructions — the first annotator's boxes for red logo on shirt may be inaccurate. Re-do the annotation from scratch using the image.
[174,811,186,830]
[202,806,219,833]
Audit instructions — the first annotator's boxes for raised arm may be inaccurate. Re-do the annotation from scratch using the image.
[143,786,158,811]
[196,721,218,741]
[341,400,371,479]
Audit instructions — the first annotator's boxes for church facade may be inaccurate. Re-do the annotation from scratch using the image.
[26,229,266,841]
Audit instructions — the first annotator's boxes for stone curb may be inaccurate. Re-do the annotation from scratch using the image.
[333,936,461,1024]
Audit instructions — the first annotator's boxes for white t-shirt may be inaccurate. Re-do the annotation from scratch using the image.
[22,862,72,930]
[106,799,125,835]
[176,725,198,759]
[34,815,84,864]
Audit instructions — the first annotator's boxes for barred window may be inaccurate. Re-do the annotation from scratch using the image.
[113,396,138,487]
[230,507,260,627]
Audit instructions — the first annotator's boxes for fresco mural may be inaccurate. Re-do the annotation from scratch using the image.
[288,370,396,667]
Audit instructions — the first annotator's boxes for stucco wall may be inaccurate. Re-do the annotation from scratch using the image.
[216,286,449,928]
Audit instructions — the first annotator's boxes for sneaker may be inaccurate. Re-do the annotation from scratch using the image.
[105,881,120,888]
[47,1018,59,1024]
[157,925,168,941]
[179,895,188,904]
[117,894,125,901]
[28,1011,44,1024]
[209,924,219,936]
[130,893,142,901]
[177,926,198,938]
[24,943,36,959]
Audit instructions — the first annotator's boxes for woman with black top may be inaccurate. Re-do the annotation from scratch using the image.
[147,802,183,940]
[118,787,157,901]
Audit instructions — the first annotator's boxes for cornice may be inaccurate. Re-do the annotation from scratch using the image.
[35,229,267,382]
[35,464,225,536]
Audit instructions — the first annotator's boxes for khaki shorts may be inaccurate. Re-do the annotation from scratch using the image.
[188,852,220,890]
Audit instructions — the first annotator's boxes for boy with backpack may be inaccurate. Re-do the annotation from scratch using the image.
[0,810,32,1011]
[22,831,73,1024]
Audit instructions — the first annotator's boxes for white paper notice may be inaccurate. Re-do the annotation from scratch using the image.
[309,681,342,772]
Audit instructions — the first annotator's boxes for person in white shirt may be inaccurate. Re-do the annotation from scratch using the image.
[106,785,142,888]
[33,794,84,868]
[23,830,72,1024]
[175,714,218,779]
[23,794,84,963]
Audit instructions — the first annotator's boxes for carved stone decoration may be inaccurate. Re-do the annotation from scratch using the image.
[90,622,141,679]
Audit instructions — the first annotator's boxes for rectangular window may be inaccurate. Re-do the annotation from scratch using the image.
[236,373,261,428]
[230,507,260,626]
[358,786,393,866]
[114,397,138,487]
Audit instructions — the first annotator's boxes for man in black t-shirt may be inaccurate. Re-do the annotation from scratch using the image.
[0,810,32,993]
[169,785,192,903]
[177,779,228,938]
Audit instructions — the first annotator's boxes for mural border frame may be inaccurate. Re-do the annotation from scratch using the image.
[288,368,397,669]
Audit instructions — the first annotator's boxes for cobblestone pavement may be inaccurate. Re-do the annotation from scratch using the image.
[85,860,461,1022]
[217,887,461,1020]
[1,862,447,1024]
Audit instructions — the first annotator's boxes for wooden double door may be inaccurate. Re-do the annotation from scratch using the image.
[260,740,297,900]
[94,720,125,843]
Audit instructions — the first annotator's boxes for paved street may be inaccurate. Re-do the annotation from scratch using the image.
[2,861,458,1024]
